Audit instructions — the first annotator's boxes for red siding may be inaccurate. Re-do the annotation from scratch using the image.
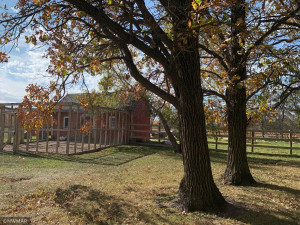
[52,111,130,144]
[51,100,151,143]
[132,100,150,141]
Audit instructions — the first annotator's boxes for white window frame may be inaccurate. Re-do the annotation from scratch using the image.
[109,116,116,129]
[63,116,69,129]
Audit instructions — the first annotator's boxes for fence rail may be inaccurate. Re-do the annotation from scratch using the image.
[130,123,300,156]
[0,103,131,155]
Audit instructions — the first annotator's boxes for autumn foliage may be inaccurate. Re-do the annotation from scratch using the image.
[17,83,60,133]
[0,52,8,63]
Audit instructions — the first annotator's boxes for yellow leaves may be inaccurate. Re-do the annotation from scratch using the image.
[192,1,199,10]
[236,18,244,27]
[33,0,39,5]
[238,37,244,48]
[25,35,37,45]
[31,36,37,45]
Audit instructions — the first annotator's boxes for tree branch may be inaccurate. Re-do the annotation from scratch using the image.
[120,44,179,108]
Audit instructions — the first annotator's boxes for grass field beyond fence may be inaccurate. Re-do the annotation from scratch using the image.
[0,145,299,224]
[145,124,300,156]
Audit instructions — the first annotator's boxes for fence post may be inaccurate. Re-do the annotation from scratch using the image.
[51,115,54,138]
[0,106,4,151]
[99,110,103,148]
[36,129,39,152]
[26,131,30,152]
[81,111,86,152]
[56,106,61,153]
[13,112,19,154]
[66,104,72,155]
[88,113,91,151]
[118,111,121,145]
[104,111,108,147]
[93,114,97,150]
[158,122,161,143]
[251,131,254,153]
[46,123,49,153]
[7,105,13,144]
[215,131,218,150]
[121,111,124,144]
[289,130,293,155]
[74,105,79,154]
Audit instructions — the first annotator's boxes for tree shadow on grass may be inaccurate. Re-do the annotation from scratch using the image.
[218,201,298,225]
[54,184,171,224]
[253,182,300,196]
[146,191,297,225]
[0,145,165,166]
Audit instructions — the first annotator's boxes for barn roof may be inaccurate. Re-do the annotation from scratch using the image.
[58,93,141,112]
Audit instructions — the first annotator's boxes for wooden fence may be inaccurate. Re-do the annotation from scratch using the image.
[130,123,300,156]
[207,129,300,155]
[1,103,299,157]
[0,103,130,155]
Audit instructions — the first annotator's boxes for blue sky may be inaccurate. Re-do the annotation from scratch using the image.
[0,0,99,103]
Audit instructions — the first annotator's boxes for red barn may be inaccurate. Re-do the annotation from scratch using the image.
[52,93,151,144]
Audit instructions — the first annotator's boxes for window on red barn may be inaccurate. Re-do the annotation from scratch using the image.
[63,117,69,129]
[109,116,116,129]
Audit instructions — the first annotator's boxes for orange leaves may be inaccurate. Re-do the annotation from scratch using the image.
[90,60,102,72]
[78,96,92,110]
[80,121,93,134]
[17,84,60,133]
[0,52,8,63]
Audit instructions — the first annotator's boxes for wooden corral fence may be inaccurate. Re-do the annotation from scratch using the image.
[130,123,300,156]
[206,129,300,155]
[0,103,131,155]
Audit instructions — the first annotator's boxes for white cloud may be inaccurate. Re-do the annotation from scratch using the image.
[0,27,101,103]
[0,73,28,103]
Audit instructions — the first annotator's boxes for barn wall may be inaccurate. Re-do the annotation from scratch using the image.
[131,100,150,141]
[52,110,130,145]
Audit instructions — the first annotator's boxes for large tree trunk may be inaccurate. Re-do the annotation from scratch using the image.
[223,0,255,185]
[174,36,225,211]
[224,85,255,185]
[178,93,225,211]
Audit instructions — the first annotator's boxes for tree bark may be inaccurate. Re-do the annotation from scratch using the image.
[224,85,255,185]
[178,93,225,211]
[223,0,255,185]
[173,35,225,211]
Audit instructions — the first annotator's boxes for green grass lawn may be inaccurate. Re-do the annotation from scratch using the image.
[0,145,299,224]
[207,137,300,156]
